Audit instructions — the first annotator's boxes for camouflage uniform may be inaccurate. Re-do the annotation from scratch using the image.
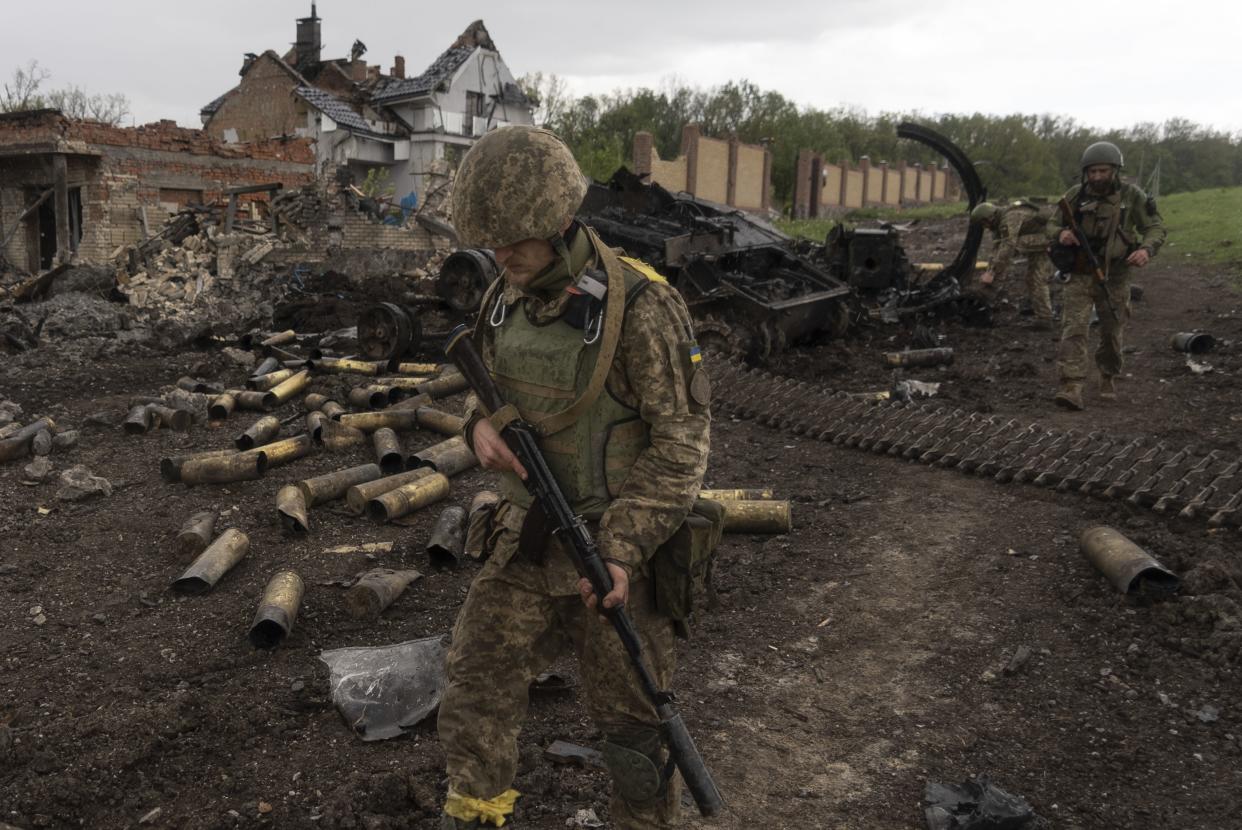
[1048,182,1166,389]
[987,200,1056,322]
[438,222,711,829]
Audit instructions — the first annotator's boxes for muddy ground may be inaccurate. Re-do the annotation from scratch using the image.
[2,218,1242,829]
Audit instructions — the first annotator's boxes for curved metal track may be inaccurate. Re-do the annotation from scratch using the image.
[711,359,1242,528]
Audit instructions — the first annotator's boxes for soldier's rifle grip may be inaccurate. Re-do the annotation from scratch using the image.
[1058,198,1119,322]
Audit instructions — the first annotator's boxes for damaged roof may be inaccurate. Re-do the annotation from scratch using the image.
[371,20,497,104]
[293,86,401,140]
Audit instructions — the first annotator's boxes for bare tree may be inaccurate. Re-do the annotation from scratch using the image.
[518,71,570,128]
[1,59,50,112]
[45,86,130,125]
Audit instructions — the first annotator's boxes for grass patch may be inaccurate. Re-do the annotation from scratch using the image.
[1159,188,1242,265]
[776,201,968,241]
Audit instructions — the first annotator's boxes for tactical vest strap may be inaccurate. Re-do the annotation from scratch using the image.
[487,403,523,433]
[531,226,627,438]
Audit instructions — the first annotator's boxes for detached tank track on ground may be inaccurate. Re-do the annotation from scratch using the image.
[711,359,1242,528]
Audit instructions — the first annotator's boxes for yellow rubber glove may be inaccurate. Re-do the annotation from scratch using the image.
[444,787,521,827]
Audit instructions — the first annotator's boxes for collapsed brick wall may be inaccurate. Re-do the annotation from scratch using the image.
[792,150,963,218]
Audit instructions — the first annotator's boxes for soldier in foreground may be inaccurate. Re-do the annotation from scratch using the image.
[1048,141,1166,411]
[437,126,712,829]
[970,199,1056,328]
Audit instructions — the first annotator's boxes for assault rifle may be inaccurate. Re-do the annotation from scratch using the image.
[1057,196,1119,322]
[444,325,724,817]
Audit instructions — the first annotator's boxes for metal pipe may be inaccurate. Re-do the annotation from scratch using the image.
[176,510,217,558]
[373,427,406,474]
[248,570,304,649]
[346,467,435,515]
[366,472,451,523]
[276,484,310,534]
[345,568,423,619]
[297,463,382,507]
[236,415,281,450]
[1079,526,1179,595]
[427,505,467,568]
[261,369,311,409]
[172,528,249,594]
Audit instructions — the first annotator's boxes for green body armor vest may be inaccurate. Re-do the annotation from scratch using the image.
[490,269,652,519]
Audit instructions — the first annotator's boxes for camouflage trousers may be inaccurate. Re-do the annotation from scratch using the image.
[438,546,680,829]
[1057,267,1132,383]
[999,253,1054,320]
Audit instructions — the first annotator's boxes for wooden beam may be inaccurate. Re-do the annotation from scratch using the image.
[0,187,53,252]
[53,154,69,264]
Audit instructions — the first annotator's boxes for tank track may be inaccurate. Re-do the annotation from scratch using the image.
[711,359,1242,528]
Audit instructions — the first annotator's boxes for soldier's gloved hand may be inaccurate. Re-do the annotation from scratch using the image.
[578,563,629,612]
[1059,229,1078,246]
[470,417,528,480]
[1126,248,1150,267]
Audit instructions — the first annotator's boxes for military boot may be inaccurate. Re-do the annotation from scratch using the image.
[1054,382,1084,411]
[1099,376,1116,400]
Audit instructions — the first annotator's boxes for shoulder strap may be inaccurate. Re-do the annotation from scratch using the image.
[530,226,628,438]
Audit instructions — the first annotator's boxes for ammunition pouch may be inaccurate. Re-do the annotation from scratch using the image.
[1047,242,1079,274]
[651,499,725,634]
[464,500,503,561]
[601,728,668,805]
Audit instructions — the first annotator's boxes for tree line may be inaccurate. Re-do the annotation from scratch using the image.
[1,60,130,126]
[519,74,1242,210]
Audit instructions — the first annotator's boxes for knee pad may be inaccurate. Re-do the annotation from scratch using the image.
[601,728,667,805]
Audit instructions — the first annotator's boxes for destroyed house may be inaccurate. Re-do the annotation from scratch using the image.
[0,110,314,272]
[201,7,534,208]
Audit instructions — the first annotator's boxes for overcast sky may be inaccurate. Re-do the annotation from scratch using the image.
[2,0,1238,135]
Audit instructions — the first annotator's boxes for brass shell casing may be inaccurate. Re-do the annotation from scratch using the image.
[312,357,381,376]
[208,392,236,421]
[345,568,422,620]
[409,435,477,477]
[1079,526,1180,595]
[248,570,304,649]
[367,472,451,523]
[252,356,281,377]
[387,361,441,375]
[179,450,269,485]
[260,329,296,349]
[262,369,310,409]
[246,368,295,391]
[348,385,388,411]
[707,498,792,534]
[416,372,469,400]
[321,400,347,420]
[233,390,270,412]
[149,405,192,431]
[276,484,310,534]
[373,427,406,474]
[374,376,433,389]
[881,347,954,368]
[176,510,217,558]
[172,528,249,594]
[256,433,313,468]
[318,418,368,451]
[123,404,155,435]
[338,409,420,434]
[414,406,466,436]
[346,467,435,515]
[303,392,330,412]
[297,463,382,507]
[236,415,281,450]
[699,488,775,501]
[160,448,238,483]
[427,505,467,568]
[306,410,327,441]
[389,392,433,412]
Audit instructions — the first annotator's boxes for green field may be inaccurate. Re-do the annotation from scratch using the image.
[1159,187,1242,265]
[776,202,968,241]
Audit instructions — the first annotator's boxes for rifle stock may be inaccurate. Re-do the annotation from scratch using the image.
[1058,197,1119,321]
[444,324,724,817]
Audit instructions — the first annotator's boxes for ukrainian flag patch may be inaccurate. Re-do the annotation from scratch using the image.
[689,344,702,364]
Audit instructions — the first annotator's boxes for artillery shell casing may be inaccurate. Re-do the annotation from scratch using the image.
[408,435,477,477]
[256,433,313,468]
[416,372,469,400]
[881,347,954,368]
[338,409,420,433]
[179,450,269,485]
[698,488,775,501]
[388,361,441,375]
[160,448,238,483]
[276,484,310,534]
[297,463,383,506]
[373,427,406,474]
[312,357,381,376]
[390,392,433,412]
[367,472,451,523]
[233,390,270,412]
[306,410,327,441]
[123,404,155,435]
[248,570,304,649]
[246,368,295,391]
[172,528,249,594]
[0,418,55,461]
[261,369,310,409]
[1170,332,1214,354]
[318,418,368,451]
[235,415,281,450]
[1079,526,1180,595]
[304,392,330,412]
[427,505,467,568]
[208,392,236,421]
[345,568,422,620]
[260,329,296,349]
[373,376,434,389]
[149,405,192,431]
[176,510,217,558]
[348,385,389,410]
[709,498,792,534]
[346,467,434,515]
[321,400,346,420]
[252,356,281,377]
[415,406,466,436]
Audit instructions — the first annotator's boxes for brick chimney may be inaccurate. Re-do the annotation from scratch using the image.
[392,55,405,79]
[294,2,322,72]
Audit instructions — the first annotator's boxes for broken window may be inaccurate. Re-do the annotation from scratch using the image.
[463,91,484,136]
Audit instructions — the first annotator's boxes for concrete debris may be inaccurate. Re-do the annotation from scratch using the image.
[56,466,113,502]
[22,456,54,483]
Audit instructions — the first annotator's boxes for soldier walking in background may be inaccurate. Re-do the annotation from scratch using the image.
[1048,141,1166,411]
[970,199,1056,328]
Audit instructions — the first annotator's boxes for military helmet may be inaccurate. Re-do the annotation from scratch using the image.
[970,202,999,224]
[1080,141,1124,170]
[451,126,588,249]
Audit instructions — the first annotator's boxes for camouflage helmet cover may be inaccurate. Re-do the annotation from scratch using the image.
[451,126,589,249]
[970,201,999,224]
[1080,141,1124,170]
